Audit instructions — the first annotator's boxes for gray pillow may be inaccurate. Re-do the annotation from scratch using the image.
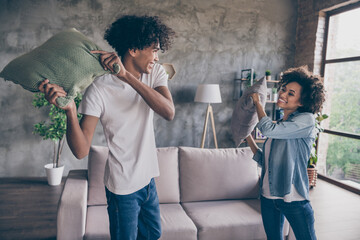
[0,28,119,107]
[231,77,267,146]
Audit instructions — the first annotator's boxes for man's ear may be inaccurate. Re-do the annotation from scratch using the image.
[129,48,138,57]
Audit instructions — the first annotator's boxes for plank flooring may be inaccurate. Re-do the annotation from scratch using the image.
[0,177,359,240]
[0,178,64,240]
[309,179,360,240]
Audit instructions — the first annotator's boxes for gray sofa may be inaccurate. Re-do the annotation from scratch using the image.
[57,146,289,240]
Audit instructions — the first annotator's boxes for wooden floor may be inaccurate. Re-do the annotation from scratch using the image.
[0,178,64,240]
[0,178,359,240]
[309,179,360,240]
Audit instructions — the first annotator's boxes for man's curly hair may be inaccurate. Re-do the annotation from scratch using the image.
[279,66,325,114]
[104,15,175,58]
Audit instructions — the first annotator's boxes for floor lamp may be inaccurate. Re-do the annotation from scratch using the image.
[194,84,222,148]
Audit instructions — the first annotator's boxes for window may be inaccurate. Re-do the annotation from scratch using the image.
[318,4,360,191]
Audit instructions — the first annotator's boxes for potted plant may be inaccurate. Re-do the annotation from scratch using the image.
[246,71,257,87]
[272,88,278,102]
[265,70,271,80]
[307,113,329,188]
[32,93,82,186]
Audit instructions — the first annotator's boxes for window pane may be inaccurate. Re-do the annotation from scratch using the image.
[318,134,360,190]
[326,7,360,59]
[322,61,360,134]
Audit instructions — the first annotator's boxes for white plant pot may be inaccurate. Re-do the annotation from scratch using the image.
[44,164,64,186]
[272,93,278,102]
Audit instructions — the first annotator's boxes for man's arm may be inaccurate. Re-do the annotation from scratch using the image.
[39,80,99,159]
[65,108,98,159]
[124,71,175,121]
[91,50,175,121]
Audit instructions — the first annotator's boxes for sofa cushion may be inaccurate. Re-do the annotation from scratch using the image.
[231,77,267,146]
[0,28,117,107]
[159,204,197,240]
[179,147,259,202]
[87,146,180,205]
[182,200,266,240]
[88,145,109,206]
[84,204,197,240]
[155,147,180,203]
[84,206,110,240]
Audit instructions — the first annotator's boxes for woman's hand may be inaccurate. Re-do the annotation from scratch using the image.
[91,50,126,79]
[249,92,261,105]
[38,79,76,111]
[249,92,267,120]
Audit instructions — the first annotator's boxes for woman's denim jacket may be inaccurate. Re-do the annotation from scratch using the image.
[253,111,317,200]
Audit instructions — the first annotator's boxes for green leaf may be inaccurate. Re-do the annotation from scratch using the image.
[32,93,83,165]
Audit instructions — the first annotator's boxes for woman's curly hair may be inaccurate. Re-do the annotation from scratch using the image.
[104,15,175,57]
[279,66,325,114]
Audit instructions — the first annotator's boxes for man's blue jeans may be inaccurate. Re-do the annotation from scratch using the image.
[105,179,161,240]
[260,196,316,240]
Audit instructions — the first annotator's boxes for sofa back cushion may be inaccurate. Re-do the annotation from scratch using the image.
[154,147,180,203]
[87,145,180,205]
[88,145,109,206]
[179,147,259,203]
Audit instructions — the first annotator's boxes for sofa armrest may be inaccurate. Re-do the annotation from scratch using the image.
[57,169,88,240]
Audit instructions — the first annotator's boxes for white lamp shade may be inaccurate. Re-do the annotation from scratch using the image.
[194,84,222,103]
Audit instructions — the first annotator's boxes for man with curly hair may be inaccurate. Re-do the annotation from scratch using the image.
[39,15,175,240]
[246,66,325,240]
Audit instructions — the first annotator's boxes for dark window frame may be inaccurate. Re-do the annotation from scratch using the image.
[319,2,360,195]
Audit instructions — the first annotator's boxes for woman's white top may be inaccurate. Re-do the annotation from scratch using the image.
[261,139,306,202]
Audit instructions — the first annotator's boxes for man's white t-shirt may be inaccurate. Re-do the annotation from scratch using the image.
[78,63,168,195]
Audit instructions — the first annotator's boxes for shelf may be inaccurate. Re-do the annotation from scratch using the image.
[234,78,248,81]
[234,79,280,83]
[255,139,266,143]
[266,80,280,83]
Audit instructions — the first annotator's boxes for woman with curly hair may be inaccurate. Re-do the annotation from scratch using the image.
[39,15,175,240]
[246,66,325,240]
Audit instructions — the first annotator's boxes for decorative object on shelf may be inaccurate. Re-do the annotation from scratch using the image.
[233,68,255,100]
[246,70,256,87]
[32,93,82,186]
[266,88,272,101]
[308,113,329,188]
[255,128,267,140]
[161,63,176,80]
[195,84,222,148]
[265,70,271,80]
[272,88,278,101]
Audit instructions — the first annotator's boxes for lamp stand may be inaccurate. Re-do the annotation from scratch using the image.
[200,104,218,149]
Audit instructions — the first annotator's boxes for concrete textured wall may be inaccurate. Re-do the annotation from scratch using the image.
[0,0,298,177]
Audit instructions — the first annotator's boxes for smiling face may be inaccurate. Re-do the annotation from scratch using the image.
[277,81,303,114]
[131,42,160,75]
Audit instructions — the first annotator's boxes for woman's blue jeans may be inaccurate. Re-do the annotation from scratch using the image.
[260,196,316,240]
[105,179,161,240]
